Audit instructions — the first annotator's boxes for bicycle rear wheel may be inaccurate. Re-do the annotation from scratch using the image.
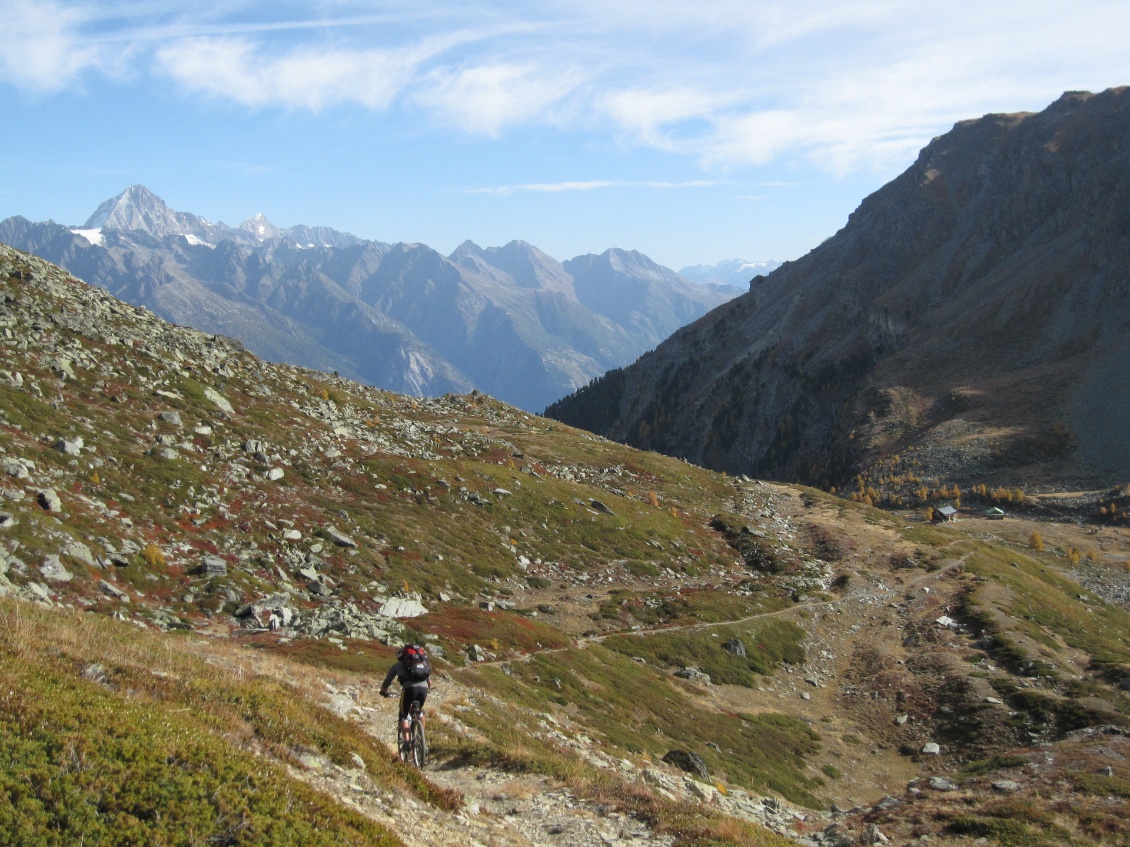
[410,718,428,767]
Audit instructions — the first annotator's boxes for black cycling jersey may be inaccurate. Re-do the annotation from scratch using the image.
[380,659,430,693]
[381,659,429,721]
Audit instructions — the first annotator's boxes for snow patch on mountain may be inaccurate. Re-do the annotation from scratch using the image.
[70,228,103,246]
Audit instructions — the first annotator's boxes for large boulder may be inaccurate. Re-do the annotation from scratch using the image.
[662,749,710,780]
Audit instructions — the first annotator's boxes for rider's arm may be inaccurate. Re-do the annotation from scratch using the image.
[378,661,401,695]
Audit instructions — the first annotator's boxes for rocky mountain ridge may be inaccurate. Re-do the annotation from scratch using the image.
[0,186,735,412]
[547,87,1130,492]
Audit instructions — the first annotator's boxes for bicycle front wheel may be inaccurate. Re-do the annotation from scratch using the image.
[410,719,428,768]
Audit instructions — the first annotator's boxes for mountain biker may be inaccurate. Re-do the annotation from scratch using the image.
[380,644,430,756]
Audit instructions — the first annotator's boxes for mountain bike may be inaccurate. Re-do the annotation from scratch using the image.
[403,700,428,767]
[384,690,428,767]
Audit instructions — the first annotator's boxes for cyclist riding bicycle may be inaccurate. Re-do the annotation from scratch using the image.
[380,644,431,755]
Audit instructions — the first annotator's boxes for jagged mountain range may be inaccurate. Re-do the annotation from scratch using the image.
[0,185,735,412]
[677,258,783,289]
[548,87,1130,489]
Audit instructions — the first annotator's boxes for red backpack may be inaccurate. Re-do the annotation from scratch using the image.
[402,645,431,683]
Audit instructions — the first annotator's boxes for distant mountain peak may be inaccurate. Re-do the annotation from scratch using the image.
[84,184,176,232]
[240,212,280,240]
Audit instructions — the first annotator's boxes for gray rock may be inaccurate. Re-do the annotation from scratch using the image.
[267,468,285,481]
[685,779,718,801]
[992,780,1021,792]
[63,542,96,567]
[158,410,182,426]
[243,439,269,454]
[322,526,357,548]
[201,555,227,576]
[721,638,747,657]
[379,596,429,618]
[38,489,63,512]
[921,742,941,755]
[674,666,711,684]
[308,580,333,597]
[589,498,614,515]
[928,776,957,791]
[204,388,234,415]
[0,512,16,529]
[1,458,28,479]
[325,693,355,718]
[858,823,889,845]
[39,555,73,582]
[235,593,297,627]
[466,644,491,662]
[54,438,82,457]
[99,580,130,602]
[662,749,710,780]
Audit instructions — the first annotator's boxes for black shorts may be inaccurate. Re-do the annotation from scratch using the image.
[399,684,428,720]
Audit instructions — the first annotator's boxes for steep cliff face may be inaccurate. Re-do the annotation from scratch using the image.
[547,87,1130,487]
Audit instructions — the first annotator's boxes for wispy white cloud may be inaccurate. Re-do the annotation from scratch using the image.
[0,0,114,91]
[464,179,716,195]
[3,0,1129,177]
[415,61,585,136]
[154,37,435,110]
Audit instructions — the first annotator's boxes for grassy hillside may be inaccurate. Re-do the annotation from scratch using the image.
[2,242,1130,846]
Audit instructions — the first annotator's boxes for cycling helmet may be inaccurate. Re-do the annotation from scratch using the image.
[398,643,419,659]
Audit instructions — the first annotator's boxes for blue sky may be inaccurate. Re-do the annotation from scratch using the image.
[1,1,1127,270]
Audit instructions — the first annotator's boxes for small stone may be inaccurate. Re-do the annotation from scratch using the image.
[201,555,228,576]
[992,780,1021,792]
[38,489,63,512]
[2,459,28,479]
[722,638,747,657]
[267,468,284,481]
[590,499,614,515]
[858,823,889,845]
[158,411,182,426]
[204,388,234,415]
[99,580,130,602]
[54,438,82,457]
[322,526,357,548]
[921,742,941,755]
[928,776,956,791]
[895,714,909,725]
